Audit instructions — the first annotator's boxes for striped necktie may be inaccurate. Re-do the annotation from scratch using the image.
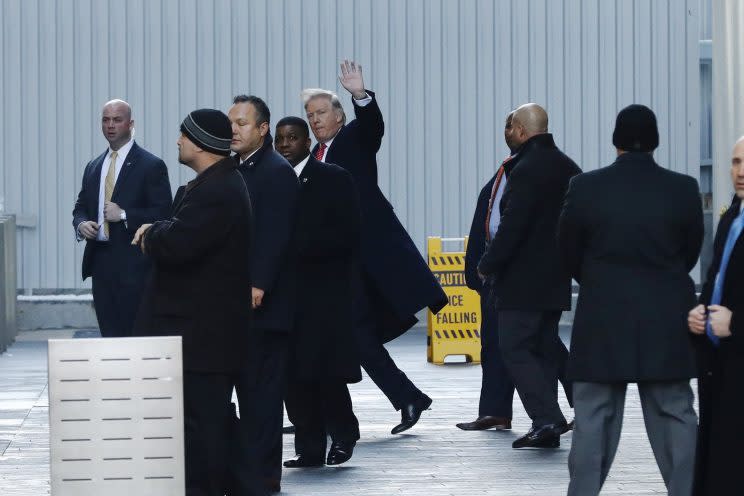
[315,142,327,161]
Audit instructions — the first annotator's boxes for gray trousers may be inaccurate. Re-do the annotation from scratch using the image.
[567,381,697,496]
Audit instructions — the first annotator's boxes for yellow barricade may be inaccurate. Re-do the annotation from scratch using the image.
[427,237,481,364]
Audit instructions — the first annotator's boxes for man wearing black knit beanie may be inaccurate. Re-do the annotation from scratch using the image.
[133,109,257,496]
[559,104,702,495]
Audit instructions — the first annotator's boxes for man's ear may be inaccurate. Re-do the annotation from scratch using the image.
[259,121,270,137]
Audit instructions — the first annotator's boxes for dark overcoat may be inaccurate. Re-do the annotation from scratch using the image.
[236,136,299,333]
[72,141,172,280]
[134,158,254,374]
[291,156,362,384]
[477,134,580,310]
[693,197,744,496]
[314,91,447,342]
[558,152,703,382]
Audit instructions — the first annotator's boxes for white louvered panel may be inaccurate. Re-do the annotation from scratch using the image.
[48,337,185,496]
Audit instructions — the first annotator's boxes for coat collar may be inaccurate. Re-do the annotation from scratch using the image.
[185,156,236,194]
[614,151,657,166]
[236,133,274,169]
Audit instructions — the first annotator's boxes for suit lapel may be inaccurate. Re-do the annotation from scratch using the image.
[111,142,139,200]
[299,156,319,186]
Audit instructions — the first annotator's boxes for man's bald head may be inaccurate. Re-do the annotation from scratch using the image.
[101,99,134,150]
[512,103,548,135]
[732,135,744,200]
[102,99,132,120]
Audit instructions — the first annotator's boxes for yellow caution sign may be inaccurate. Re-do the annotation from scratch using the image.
[427,237,481,364]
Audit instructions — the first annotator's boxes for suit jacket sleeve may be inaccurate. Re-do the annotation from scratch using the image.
[352,90,384,155]
[144,186,233,266]
[72,161,94,237]
[299,170,361,261]
[557,175,585,283]
[477,161,542,277]
[682,177,705,273]
[251,165,299,292]
[123,160,173,232]
[464,185,489,293]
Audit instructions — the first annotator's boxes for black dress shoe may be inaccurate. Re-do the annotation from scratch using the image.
[283,455,324,468]
[561,419,574,434]
[512,423,563,449]
[456,416,512,431]
[282,425,296,435]
[326,441,355,465]
[391,396,433,434]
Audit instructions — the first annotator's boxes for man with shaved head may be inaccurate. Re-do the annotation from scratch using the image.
[689,136,744,495]
[478,103,581,449]
[73,99,172,337]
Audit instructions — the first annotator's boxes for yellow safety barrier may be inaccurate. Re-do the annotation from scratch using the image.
[427,237,481,364]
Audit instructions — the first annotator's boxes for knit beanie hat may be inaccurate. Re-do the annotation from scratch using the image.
[612,104,659,153]
[180,109,232,156]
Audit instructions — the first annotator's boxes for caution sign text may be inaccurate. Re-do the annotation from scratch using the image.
[427,237,482,364]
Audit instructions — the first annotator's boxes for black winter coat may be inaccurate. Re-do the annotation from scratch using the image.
[291,156,362,384]
[314,91,447,342]
[558,152,703,382]
[693,197,744,495]
[478,134,581,310]
[134,158,254,374]
[236,136,299,333]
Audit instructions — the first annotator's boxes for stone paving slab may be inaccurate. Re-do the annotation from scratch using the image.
[0,329,683,495]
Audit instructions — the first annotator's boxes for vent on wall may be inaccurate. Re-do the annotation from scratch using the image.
[48,337,185,495]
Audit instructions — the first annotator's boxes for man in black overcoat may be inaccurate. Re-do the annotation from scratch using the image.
[688,136,744,496]
[560,105,702,495]
[273,117,362,468]
[302,60,448,435]
[459,112,574,432]
[478,103,580,449]
[132,109,255,496]
[72,99,172,337]
[228,96,299,493]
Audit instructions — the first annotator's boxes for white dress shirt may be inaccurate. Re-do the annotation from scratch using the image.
[294,155,311,177]
[94,138,134,241]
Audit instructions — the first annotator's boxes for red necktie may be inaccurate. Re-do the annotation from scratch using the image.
[484,156,512,241]
[315,142,327,161]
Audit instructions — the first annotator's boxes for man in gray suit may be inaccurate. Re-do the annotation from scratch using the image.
[558,105,703,495]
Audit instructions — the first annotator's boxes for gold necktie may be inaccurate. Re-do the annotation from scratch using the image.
[103,150,117,237]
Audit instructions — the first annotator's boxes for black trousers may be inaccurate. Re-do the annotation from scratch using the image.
[478,295,515,417]
[498,309,568,426]
[91,244,145,337]
[234,331,289,484]
[353,276,428,411]
[183,372,234,496]
[285,379,360,459]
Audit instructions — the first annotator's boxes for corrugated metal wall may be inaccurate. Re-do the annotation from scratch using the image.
[0,0,701,290]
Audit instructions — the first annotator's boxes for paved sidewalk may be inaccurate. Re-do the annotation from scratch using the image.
[0,328,680,495]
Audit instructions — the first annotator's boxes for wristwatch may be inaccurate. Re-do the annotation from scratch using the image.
[120,210,127,221]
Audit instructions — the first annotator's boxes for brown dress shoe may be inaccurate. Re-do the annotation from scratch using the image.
[456,416,512,431]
